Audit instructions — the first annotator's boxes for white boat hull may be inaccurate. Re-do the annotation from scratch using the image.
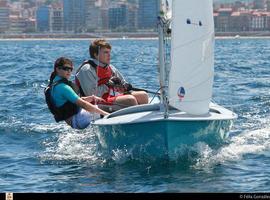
[92,103,237,159]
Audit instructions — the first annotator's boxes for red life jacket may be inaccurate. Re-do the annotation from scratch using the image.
[97,65,113,86]
[75,60,116,100]
[96,65,115,100]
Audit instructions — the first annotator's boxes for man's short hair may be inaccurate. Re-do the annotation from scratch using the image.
[89,39,112,59]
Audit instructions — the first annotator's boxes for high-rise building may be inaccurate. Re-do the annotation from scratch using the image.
[63,0,86,32]
[85,0,102,31]
[253,0,266,10]
[127,3,138,31]
[50,4,63,32]
[99,0,109,30]
[267,0,270,11]
[0,0,9,33]
[137,0,159,30]
[214,8,233,32]
[109,4,128,30]
[36,5,50,32]
[9,15,26,33]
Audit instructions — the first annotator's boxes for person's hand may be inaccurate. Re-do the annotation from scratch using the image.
[93,95,106,103]
[107,76,122,86]
[82,96,93,103]
[82,95,105,103]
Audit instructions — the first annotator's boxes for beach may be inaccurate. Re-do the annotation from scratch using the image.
[1,31,270,40]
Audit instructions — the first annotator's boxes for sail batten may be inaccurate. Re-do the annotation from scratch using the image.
[168,0,214,115]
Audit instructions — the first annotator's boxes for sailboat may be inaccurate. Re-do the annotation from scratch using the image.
[92,0,237,159]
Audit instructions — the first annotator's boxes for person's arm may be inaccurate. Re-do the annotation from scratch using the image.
[76,64,98,96]
[75,98,109,116]
[61,84,109,116]
[81,95,105,104]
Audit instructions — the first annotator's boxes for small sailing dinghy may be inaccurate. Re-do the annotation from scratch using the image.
[92,0,237,159]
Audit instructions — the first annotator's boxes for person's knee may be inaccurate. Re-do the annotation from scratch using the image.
[125,95,138,106]
[140,91,149,104]
[134,91,148,104]
[116,95,138,106]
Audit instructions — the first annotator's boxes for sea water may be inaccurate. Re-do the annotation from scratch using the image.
[0,38,269,192]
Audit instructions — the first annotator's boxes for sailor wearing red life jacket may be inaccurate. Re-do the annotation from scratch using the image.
[76,59,127,104]
[75,39,148,112]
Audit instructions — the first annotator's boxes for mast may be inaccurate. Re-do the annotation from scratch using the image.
[158,0,171,119]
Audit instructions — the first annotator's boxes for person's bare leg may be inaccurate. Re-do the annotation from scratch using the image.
[115,95,138,107]
[131,91,149,105]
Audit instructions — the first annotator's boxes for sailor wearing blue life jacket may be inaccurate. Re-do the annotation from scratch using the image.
[44,57,109,129]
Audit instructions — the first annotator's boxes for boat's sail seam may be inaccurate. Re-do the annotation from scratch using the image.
[172,31,214,51]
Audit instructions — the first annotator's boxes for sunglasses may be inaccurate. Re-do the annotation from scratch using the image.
[58,66,73,72]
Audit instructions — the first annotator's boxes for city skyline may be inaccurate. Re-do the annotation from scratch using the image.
[1,0,270,35]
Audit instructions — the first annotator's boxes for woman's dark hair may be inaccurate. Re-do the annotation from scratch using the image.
[49,57,73,84]
[89,39,112,59]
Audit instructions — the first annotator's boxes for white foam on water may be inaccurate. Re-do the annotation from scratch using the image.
[193,126,270,170]
[0,117,68,135]
[29,123,69,133]
[39,126,106,165]
[112,148,132,164]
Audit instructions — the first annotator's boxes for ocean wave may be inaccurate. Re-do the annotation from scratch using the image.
[38,126,107,166]
[193,126,270,170]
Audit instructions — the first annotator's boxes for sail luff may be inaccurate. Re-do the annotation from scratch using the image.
[158,0,171,118]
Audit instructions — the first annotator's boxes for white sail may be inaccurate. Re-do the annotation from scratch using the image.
[168,0,215,115]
